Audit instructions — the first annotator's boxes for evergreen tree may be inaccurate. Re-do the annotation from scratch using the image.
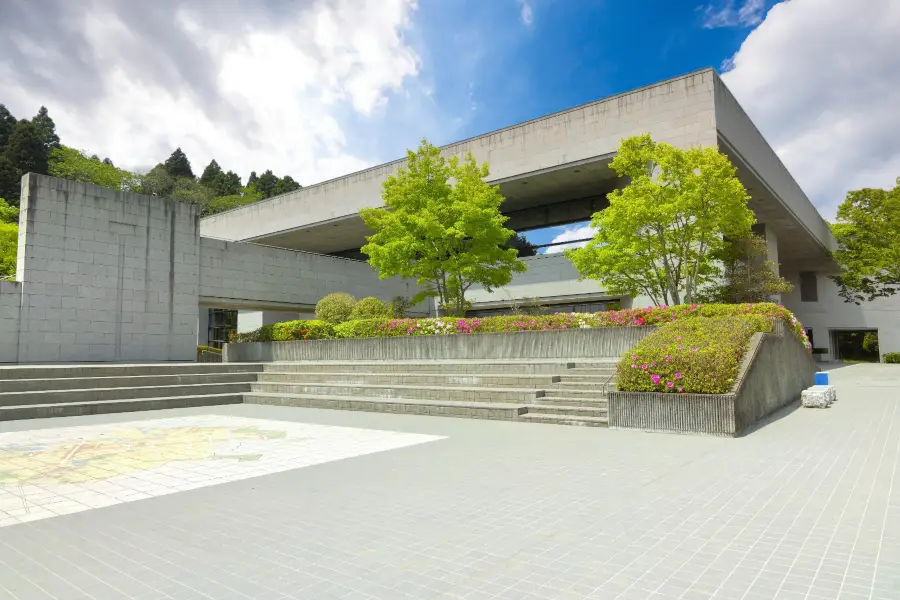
[256,169,278,198]
[199,159,222,186]
[0,105,17,149]
[0,157,21,205]
[31,106,60,151]
[163,147,194,179]
[4,120,49,178]
[247,171,258,186]
[102,157,114,166]
[273,175,301,196]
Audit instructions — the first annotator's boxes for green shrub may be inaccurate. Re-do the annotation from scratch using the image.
[884,352,900,364]
[616,315,774,394]
[196,345,222,354]
[389,296,413,318]
[229,324,276,344]
[272,319,335,341]
[315,292,356,324]
[349,297,391,320]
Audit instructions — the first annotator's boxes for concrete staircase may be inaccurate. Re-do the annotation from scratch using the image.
[0,359,618,428]
[0,364,263,421]
[244,359,617,427]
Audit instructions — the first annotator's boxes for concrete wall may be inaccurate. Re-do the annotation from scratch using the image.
[9,174,200,362]
[781,270,900,360]
[2,174,425,363]
[236,310,305,333]
[201,69,719,242]
[199,237,419,311]
[224,326,658,362]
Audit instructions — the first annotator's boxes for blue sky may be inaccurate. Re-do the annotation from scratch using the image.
[4,0,897,236]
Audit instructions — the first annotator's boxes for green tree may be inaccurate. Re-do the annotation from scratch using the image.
[697,234,792,303]
[31,106,60,151]
[273,175,301,196]
[505,232,537,257]
[566,134,754,305]
[206,185,263,214]
[140,164,176,197]
[0,198,18,277]
[0,157,20,205]
[0,104,17,149]
[830,177,900,304]
[5,120,49,177]
[209,170,241,196]
[49,146,141,191]
[163,147,194,179]
[256,169,278,198]
[360,139,526,316]
[247,171,258,186]
[199,159,223,186]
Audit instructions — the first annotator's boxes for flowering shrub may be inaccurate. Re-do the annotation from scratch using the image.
[616,315,776,394]
[230,324,275,343]
[272,319,335,341]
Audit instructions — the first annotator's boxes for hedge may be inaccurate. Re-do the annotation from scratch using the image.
[196,345,222,354]
[349,297,391,320]
[229,324,276,344]
[615,315,775,394]
[885,353,900,364]
[272,319,335,341]
[315,293,356,324]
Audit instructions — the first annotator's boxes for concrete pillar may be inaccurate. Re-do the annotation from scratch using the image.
[197,307,210,346]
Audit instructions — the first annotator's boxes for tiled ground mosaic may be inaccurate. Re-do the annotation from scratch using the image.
[0,415,443,527]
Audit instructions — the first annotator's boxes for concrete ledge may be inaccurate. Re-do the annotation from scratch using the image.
[225,327,657,362]
[608,320,816,436]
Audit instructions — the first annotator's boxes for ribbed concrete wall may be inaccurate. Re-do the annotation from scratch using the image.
[608,320,816,436]
[224,326,657,362]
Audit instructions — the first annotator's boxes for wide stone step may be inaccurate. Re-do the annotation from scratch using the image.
[526,404,608,418]
[244,392,526,421]
[537,396,610,407]
[0,363,263,380]
[519,413,609,427]
[540,385,610,399]
[0,372,258,393]
[556,373,616,383]
[260,360,614,375]
[0,393,243,422]
[259,371,560,388]
[250,381,542,403]
[0,382,253,407]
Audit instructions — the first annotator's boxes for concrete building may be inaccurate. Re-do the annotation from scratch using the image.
[1,68,896,363]
[200,68,898,362]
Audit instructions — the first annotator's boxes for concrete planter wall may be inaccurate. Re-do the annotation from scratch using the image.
[607,320,816,436]
[224,326,657,362]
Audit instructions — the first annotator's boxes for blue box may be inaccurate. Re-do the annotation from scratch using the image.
[814,372,829,386]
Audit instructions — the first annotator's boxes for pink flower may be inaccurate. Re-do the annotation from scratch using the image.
[664,356,671,362]
[691,347,698,352]
[650,374,661,385]
[678,345,683,350]
[675,372,682,379]
[677,387,683,392]
[641,364,648,370]
[676,336,682,341]
[631,363,637,368]
[650,362,656,367]
[632,354,637,359]
[667,381,675,388]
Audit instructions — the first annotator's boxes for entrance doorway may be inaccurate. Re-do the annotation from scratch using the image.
[830,329,880,362]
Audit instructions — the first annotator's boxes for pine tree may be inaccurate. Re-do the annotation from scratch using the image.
[31,106,60,151]
[199,159,222,186]
[256,169,278,198]
[0,157,21,205]
[163,147,194,179]
[0,105,17,149]
[4,120,49,177]
[247,171,258,186]
[273,175,301,196]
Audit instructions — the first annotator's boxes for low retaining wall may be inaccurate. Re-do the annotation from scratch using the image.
[608,320,816,436]
[224,326,657,362]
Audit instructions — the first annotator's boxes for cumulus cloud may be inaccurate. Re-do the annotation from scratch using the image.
[701,0,766,28]
[0,0,442,184]
[721,0,900,220]
[542,224,596,254]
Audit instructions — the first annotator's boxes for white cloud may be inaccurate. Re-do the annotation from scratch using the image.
[701,0,766,28]
[0,0,430,185]
[543,224,596,254]
[721,0,900,220]
[518,0,534,26]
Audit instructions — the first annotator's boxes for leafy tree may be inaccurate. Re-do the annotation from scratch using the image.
[163,147,194,179]
[31,106,60,151]
[830,177,900,304]
[360,138,526,316]
[0,104,17,149]
[140,164,177,197]
[697,234,792,303]
[199,159,223,186]
[256,169,278,198]
[169,176,216,213]
[102,157,114,166]
[0,198,17,277]
[49,146,141,191]
[5,120,49,177]
[566,134,754,305]
[505,232,538,257]
[206,185,263,214]
[273,175,301,196]
[0,157,20,205]
[247,171,258,186]
[209,170,241,196]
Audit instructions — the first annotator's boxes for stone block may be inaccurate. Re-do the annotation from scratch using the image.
[801,385,836,408]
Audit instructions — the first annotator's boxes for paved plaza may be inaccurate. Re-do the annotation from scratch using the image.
[0,364,898,600]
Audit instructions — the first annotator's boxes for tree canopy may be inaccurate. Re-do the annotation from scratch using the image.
[566,134,755,305]
[698,233,792,304]
[0,197,18,278]
[830,177,900,304]
[163,147,194,179]
[360,138,525,316]
[49,146,142,192]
